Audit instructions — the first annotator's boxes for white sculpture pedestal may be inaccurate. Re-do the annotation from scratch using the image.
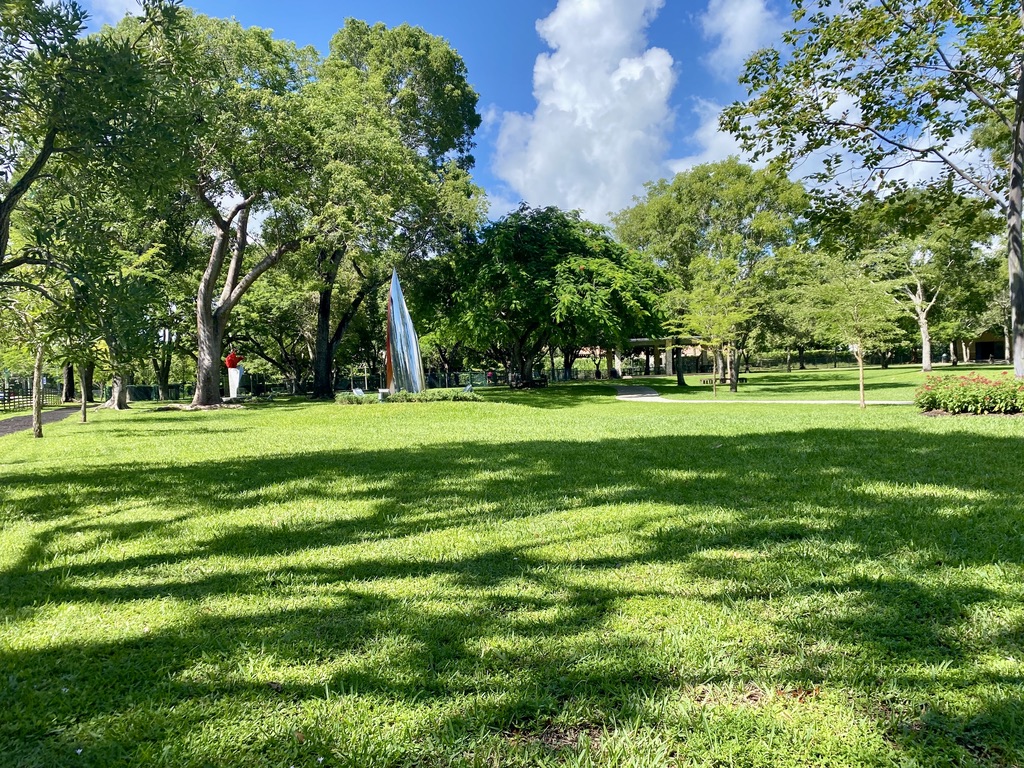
[228,366,243,399]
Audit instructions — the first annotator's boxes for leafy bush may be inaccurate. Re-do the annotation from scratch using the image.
[334,393,380,406]
[335,388,482,406]
[914,373,1024,414]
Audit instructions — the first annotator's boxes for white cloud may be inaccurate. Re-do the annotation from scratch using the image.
[87,0,138,24]
[668,98,746,173]
[700,0,784,80]
[492,0,677,222]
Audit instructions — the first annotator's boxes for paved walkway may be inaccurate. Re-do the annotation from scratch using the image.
[613,385,913,406]
[0,407,78,437]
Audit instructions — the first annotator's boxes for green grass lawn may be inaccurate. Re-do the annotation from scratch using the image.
[623,363,1013,402]
[2,385,1023,767]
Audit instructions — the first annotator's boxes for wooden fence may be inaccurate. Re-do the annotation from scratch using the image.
[0,384,61,413]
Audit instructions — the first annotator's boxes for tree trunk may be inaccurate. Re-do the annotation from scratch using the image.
[712,348,719,398]
[856,349,866,409]
[61,364,75,403]
[919,313,933,372]
[152,348,173,400]
[644,348,651,375]
[193,306,227,406]
[1009,37,1024,377]
[728,347,738,393]
[313,275,376,399]
[674,347,686,386]
[786,350,792,373]
[32,344,44,438]
[1005,324,1012,362]
[102,372,130,410]
[84,362,95,402]
[961,340,970,364]
[79,366,88,423]
[949,340,958,366]
[797,345,806,370]
[312,284,336,398]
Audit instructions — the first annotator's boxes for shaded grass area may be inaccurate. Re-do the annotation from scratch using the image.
[1,395,1023,766]
[626,364,1014,402]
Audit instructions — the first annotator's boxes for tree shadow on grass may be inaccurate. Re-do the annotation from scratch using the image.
[2,426,1023,765]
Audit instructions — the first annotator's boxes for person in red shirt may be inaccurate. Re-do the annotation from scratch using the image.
[225,349,243,369]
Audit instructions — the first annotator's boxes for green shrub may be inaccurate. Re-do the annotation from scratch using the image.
[914,373,1024,414]
[335,388,482,406]
[334,393,380,406]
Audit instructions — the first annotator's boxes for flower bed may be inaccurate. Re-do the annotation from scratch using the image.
[914,372,1024,414]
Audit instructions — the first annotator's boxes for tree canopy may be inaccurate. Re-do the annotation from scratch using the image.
[722,0,1024,375]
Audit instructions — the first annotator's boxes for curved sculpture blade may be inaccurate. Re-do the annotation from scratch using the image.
[386,269,426,393]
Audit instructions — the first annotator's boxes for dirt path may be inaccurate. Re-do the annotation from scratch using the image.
[0,408,78,437]
[613,385,913,406]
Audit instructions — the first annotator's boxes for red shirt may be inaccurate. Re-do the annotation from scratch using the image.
[225,352,243,369]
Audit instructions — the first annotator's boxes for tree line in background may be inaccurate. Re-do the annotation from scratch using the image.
[1,0,1020,431]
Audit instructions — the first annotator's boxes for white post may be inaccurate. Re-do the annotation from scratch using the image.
[228,367,242,399]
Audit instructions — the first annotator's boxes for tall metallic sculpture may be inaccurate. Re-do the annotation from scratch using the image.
[385,269,426,393]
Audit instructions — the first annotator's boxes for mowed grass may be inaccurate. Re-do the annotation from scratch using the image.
[1,385,1023,767]
[625,363,1013,401]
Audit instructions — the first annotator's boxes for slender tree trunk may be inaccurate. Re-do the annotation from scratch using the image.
[644,348,651,375]
[61,364,75,403]
[84,362,95,402]
[856,349,866,409]
[79,366,88,423]
[786,350,792,373]
[949,340,958,366]
[919,313,933,372]
[32,344,44,438]
[1005,324,1012,362]
[152,348,173,400]
[674,347,686,386]
[797,345,806,370]
[1009,34,1024,377]
[712,347,719,398]
[312,285,336,398]
[961,340,970,364]
[727,348,738,392]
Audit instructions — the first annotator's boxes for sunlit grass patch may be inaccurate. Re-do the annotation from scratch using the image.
[1,389,1023,766]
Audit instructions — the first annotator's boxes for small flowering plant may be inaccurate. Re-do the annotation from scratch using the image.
[914,372,1024,414]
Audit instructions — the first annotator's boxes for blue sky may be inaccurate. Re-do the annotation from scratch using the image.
[85,0,792,222]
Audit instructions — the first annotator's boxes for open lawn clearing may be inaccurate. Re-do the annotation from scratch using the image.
[1,392,1023,767]
[624,364,1012,402]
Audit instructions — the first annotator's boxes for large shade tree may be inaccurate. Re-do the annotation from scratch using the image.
[722,0,1024,375]
[1,0,188,288]
[303,20,482,398]
[454,205,664,384]
[182,13,317,405]
[614,158,807,391]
